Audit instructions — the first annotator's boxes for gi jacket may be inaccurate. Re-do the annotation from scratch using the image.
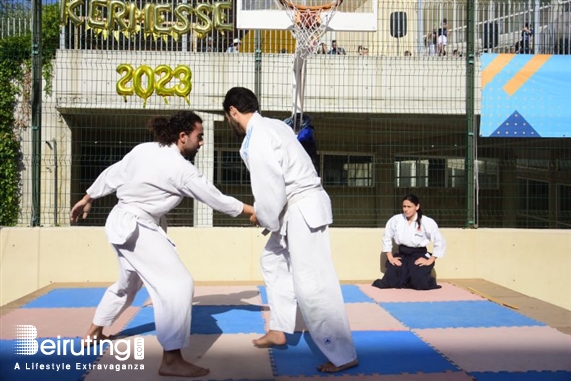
[240,113,331,234]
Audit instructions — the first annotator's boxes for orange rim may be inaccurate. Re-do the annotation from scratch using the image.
[278,0,344,12]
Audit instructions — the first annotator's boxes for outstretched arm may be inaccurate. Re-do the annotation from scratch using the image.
[70,194,94,222]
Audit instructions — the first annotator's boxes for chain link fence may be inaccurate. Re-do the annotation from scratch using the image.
[1,0,569,229]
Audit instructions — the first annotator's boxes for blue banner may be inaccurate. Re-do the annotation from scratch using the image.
[481,54,570,138]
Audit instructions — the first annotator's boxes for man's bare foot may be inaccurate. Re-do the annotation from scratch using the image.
[158,361,209,378]
[159,350,209,377]
[252,330,287,348]
[317,359,359,373]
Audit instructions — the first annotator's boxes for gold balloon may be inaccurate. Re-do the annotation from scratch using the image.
[127,2,140,35]
[141,3,155,34]
[154,65,176,104]
[153,4,172,36]
[116,64,135,101]
[87,0,106,31]
[107,0,128,31]
[133,65,155,108]
[173,65,192,104]
[173,4,192,36]
[193,3,213,39]
[66,0,84,27]
[213,1,233,35]
[59,0,68,26]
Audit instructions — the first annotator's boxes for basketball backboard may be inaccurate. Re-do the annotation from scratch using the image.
[236,0,378,31]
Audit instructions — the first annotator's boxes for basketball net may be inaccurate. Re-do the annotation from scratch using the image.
[278,0,344,132]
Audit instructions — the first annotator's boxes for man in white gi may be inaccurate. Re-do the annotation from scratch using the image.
[222,87,358,373]
[70,111,254,378]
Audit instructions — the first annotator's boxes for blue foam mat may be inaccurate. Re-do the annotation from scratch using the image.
[191,305,265,334]
[122,305,265,336]
[470,371,571,381]
[21,288,150,309]
[271,331,458,376]
[0,338,101,381]
[381,300,545,329]
[340,285,375,303]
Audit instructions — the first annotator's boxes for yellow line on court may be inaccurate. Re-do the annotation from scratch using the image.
[503,54,551,96]
[481,54,515,89]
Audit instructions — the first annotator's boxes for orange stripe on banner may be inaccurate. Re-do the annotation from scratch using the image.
[503,54,551,96]
[481,54,515,89]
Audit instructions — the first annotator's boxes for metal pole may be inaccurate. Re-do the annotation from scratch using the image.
[465,0,476,228]
[31,0,42,226]
[417,0,424,57]
[46,140,58,225]
[533,0,539,53]
[254,30,262,109]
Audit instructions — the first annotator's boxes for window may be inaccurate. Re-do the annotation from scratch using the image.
[214,150,250,185]
[447,158,465,188]
[322,154,373,187]
[395,159,429,187]
[395,157,499,188]
[476,159,499,189]
[518,178,549,228]
[558,159,571,172]
[557,184,571,228]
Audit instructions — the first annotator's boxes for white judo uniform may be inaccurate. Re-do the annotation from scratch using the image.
[382,214,446,258]
[240,113,357,366]
[87,142,243,351]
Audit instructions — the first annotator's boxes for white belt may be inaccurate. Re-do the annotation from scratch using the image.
[287,187,322,208]
[262,187,323,236]
[117,202,160,225]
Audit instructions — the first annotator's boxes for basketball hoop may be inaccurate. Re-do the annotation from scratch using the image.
[277,0,344,132]
[278,0,344,59]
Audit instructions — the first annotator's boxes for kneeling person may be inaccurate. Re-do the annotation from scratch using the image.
[373,194,445,290]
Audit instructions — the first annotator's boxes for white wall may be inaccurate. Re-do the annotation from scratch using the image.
[1,227,569,310]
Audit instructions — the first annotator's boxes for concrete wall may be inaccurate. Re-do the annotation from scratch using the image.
[1,227,569,310]
[54,50,478,114]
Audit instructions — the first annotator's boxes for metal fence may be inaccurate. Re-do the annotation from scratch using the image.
[52,0,571,55]
[0,17,30,38]
[2,0,570,229]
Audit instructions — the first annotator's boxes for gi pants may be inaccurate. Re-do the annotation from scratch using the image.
[373,245,441,290]
[92,205,193,351]
[261,193,357,367]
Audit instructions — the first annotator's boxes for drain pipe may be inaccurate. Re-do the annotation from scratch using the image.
[45,139,57,225]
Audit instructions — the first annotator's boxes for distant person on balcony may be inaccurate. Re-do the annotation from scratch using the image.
[226,38,241,53]
[328,39,346,55]
[425,27,438,56]
[437,18,448,56]
[70,111,254,378]
[521,23,533,54]
[372,194,446,290]
[201,36,217,52]
[316,42,328,54]
[357,45,370,56]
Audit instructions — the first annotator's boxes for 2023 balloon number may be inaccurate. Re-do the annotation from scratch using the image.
[116,64,192,107]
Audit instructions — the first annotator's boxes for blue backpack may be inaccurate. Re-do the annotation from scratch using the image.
[284,113,319,172]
